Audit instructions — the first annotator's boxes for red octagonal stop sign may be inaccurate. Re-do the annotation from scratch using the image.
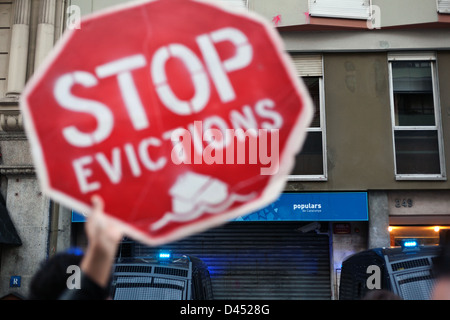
[21,0,313,245]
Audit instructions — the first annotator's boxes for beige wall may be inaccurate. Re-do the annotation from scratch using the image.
[250,0,442,28]
[68,0,445,27]
[250,0,308,27]
[373,0,438,27]
[287,51,450,192]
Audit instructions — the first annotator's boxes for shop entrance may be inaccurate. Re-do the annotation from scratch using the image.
[388,225,450,246]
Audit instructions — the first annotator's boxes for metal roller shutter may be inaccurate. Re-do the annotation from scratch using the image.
[308,0,371,20]
[126,222,332,300]
[290,55,323,77]
[438,0,450,13]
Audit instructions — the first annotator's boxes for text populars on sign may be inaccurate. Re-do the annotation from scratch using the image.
[20,0,313,246]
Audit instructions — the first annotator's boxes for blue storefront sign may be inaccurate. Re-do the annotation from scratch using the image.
[72,210,87,223]
[233,192,368,222]
[73,192,368,223]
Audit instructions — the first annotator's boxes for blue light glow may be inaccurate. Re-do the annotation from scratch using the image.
[401,239,420,252]
[65,247,84,256]
[403,240,418,247]
[158,251,172,261]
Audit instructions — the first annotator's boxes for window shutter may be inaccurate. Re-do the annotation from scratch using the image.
[291,55,323,77]
[438,0,450,13]
[309,0,371,20]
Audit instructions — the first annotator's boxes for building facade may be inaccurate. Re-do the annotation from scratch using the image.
[0,0,449,299]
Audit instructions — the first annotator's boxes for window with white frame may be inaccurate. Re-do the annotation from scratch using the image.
[389,53,446,180]
[289,55,327,181]
[309,0,371,20]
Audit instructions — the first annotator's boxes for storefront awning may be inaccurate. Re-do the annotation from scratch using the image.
[0,202,22,246]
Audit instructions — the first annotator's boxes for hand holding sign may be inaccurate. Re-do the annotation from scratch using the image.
[80,195,123,288]
[20,0,313,245]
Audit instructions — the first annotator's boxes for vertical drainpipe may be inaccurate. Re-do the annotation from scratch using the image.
[6,0,31,97]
